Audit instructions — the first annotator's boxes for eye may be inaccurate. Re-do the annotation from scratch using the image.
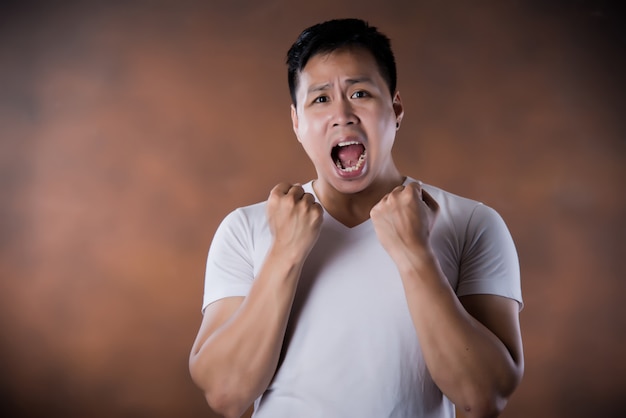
[313,95,329,103]
[351,90,369,99]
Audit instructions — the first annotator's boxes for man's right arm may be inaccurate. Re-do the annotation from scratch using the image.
[188,183,322,418]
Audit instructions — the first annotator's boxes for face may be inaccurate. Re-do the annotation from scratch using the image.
[291,47,404,196]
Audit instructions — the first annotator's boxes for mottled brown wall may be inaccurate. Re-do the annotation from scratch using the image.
[1,1,624,417]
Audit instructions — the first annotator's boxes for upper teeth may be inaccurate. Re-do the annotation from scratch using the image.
[337,141,360,147]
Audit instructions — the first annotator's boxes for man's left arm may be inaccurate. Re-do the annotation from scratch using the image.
[371,183,524,418]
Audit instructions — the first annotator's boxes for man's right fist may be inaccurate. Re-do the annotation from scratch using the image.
[266,183,323,260]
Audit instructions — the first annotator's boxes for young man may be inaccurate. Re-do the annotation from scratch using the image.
[189,18,524,418]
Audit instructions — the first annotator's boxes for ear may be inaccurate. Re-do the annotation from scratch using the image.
[392,91,404,126]
[290,104,302,143]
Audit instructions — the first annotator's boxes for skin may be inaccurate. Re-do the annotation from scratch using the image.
[291,47,405,226]
[189,47,524,418]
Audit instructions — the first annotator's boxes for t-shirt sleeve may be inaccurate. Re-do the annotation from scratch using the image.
[202,208,255,312]
[456,203,523,310]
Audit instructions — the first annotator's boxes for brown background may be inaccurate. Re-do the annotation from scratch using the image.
[1,0,624,417]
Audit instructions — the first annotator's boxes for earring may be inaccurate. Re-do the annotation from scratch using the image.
[396,122,400,129]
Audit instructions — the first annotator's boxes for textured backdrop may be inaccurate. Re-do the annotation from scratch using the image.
[1,1,624,417]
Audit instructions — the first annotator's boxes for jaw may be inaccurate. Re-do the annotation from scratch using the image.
[318,159,372,196]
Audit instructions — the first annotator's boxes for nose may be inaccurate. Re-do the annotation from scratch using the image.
[331,97,358,127]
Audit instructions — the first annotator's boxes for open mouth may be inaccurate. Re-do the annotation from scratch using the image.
[331,141,367,173]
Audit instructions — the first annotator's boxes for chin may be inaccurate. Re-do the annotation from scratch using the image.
[330,175,372,195]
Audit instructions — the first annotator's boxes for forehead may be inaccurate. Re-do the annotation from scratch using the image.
[297,47,384,89]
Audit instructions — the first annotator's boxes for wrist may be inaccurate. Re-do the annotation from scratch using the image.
[267,241,309,271]
[393,244,440,278]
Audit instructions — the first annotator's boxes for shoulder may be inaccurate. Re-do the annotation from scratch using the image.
[413,179,513,246]
[217,179,315,236]
[415,181,488,229]
[213,200,269,243]
[232,200,268,222]
[421,183,482,215]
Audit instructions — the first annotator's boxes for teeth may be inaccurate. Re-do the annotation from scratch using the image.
[335,150,367,172]
[337,140,361,147]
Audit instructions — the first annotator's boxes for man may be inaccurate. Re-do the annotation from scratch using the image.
[189,18,524,418]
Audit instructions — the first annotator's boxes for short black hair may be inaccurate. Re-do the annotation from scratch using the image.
[286,18,397,106]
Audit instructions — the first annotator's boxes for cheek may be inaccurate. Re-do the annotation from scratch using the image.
[303,114,327,132]
[297,125,325,159]
[297,115,327,142]
[368,114,390,137]
[379,109,397,133]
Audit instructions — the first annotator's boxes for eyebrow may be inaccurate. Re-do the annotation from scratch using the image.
[307,77,374,94]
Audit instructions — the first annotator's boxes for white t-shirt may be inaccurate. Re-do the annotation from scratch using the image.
[202,178,522,418]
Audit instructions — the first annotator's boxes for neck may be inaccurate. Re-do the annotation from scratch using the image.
[313,171,405,228]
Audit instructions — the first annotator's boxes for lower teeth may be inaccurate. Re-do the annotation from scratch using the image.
[336,152,366,172]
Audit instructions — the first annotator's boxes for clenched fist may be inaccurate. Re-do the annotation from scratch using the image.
[370,182,439,263]
[267,183,323,261]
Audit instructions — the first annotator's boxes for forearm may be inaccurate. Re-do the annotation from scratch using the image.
[190,246,303,417]
[397,251,522,417]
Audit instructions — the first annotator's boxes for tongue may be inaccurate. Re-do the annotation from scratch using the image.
[337,144,365,167]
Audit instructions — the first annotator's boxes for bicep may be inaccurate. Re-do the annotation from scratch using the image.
[459,294,524,368]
